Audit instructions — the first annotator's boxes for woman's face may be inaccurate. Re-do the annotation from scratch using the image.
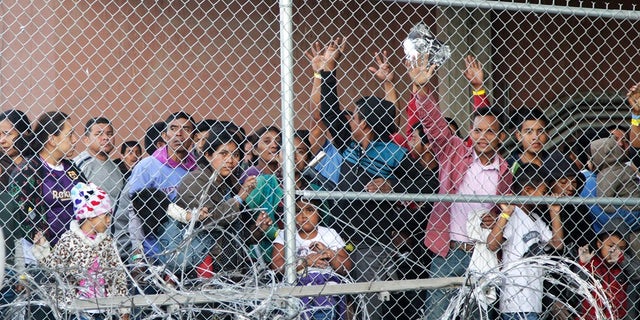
[207,142,240,178]
[51,120,78,159]
[0,119,21,158]
[123,145,142,169]
[253,130,280,166]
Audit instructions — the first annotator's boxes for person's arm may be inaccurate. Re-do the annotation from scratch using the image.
[463,55,490,110]
[271,242,286,272]
[308,240,353,276]
[327,248,351,275]
[548,201,564,250]
[306,42,329,156]
[410,54,461,159]
[487,204,514,251]
[9,161,45,244]
[320,38,352,153]
[369,50,398,107]
[626,84,640,168]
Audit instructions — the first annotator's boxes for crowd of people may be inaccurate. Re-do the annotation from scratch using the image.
[0,36,639,320]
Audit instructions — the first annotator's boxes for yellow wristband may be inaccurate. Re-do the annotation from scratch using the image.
[631,119,640,127]
[500,212,511,220]
[472,89,486,96]
[313,72,322,79]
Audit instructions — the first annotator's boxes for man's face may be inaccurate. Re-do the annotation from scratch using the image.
[517,120,548,155]
[469,115,502,156]
[84,123,114,156]
[162,118,194,153]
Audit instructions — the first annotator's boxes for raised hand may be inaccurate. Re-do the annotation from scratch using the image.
[464,55,484,91]
[406,53,437,87]
[238,175,257,200]
[627,83,640,115]
[305,42,326,73]
[368,50,394,83]
[323,37,346,71]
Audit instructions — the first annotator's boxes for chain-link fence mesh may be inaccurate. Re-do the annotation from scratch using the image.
[1,0,640,319]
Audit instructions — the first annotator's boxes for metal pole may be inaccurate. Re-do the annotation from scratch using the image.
[298,190,640,207]
[391,0,640,20]
[278,0,297,285]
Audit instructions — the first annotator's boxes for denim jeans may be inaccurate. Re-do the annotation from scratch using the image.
[424,248,471,320]
[501,312,539,320]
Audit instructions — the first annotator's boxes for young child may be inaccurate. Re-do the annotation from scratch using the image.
[578,229,628,320]
[33,182,129,320]
[487,164,564,320]
[271,197,352,320]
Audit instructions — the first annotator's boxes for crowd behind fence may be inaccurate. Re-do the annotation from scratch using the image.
[1,0,640,319]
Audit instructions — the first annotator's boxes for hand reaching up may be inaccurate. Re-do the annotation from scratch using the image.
[464,55,484,91]
[323,37,346,71]
[305,42,325,73]
[368,50,394,83]
[406,53,437,87]
[304,37,346,72]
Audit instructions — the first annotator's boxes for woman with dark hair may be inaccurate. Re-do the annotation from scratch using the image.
[0,109,32,265]
[10,111,86,248]
[240,126,281,183]
[3,111,85,320]
[0,109,32,189]
[158,127,268,276]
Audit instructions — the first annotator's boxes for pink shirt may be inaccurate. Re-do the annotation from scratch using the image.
[415,93,513,257]
[449,152,499,242]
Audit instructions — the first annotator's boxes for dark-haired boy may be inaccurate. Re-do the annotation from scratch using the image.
[508,108,549,175]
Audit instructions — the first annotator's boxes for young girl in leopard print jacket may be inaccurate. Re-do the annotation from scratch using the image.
[33,182,129,319]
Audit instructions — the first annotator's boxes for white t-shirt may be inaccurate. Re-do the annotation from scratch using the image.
[500,206,552,314]
[274,226,345,274]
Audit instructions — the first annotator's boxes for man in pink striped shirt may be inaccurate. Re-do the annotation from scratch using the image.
[410,55,513,319]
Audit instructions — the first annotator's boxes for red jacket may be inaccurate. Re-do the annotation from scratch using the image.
[579,254,627,320]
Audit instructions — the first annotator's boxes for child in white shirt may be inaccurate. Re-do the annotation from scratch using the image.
[271,197,352,320]
[487,164,564,320]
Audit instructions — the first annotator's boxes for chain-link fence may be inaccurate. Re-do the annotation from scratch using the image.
[1,0,640,319]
